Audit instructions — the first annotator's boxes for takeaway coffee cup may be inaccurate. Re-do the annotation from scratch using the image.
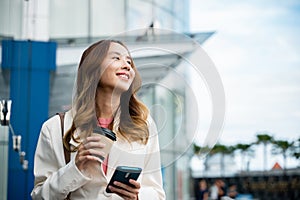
[92,127,116,163]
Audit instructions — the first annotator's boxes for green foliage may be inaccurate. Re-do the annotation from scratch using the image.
[272,140,294,155]
[193,143,201,154]
[292,137,300,160]
[191,132,299,170]
[256,133,274,144]
[235,143,252,152]
[193,144,211,156]
[211,143,235,155]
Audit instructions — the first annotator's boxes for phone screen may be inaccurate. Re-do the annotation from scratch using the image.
[105,166,142,193]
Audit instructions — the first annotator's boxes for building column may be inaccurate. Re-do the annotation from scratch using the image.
[1,39,56,199]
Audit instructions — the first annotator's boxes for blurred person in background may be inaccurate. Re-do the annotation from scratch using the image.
[197,179,209,200]
[209,179,226,200]
[227,184,238,199]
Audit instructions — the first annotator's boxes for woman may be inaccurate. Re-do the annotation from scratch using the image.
[31,40,166,199]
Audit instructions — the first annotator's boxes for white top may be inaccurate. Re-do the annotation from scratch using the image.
[31,110,166,200]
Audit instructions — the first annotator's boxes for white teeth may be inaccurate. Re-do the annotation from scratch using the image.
[119,74,129,79]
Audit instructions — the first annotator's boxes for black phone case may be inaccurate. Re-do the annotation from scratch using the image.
[105,166,142,193]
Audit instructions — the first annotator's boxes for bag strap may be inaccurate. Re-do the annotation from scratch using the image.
[57,112,71,199]
[57,112,70,164]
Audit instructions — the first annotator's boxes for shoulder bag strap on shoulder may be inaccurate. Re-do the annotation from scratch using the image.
[57,112,72,200]
[57,112,71,164]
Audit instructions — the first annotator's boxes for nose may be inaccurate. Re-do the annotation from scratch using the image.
[121,58,131,71]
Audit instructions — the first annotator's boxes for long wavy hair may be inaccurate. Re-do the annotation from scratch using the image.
[63,40,149,151]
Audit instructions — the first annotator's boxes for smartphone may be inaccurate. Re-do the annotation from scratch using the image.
[105,166,142,193]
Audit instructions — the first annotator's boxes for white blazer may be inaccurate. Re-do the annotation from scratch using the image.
[31,110,166,200]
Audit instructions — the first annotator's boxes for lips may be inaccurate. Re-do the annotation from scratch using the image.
[116,72,129,80]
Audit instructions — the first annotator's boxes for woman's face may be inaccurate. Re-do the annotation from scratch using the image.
[99,42,136,93]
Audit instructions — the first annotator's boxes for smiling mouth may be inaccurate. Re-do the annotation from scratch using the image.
[116,73,129,80]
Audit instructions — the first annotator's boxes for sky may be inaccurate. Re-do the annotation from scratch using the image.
[189,0,300,170]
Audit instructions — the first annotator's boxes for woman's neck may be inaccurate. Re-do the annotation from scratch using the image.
[96,90,120,118]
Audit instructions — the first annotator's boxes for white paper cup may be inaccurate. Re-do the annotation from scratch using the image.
[91,127,116,163]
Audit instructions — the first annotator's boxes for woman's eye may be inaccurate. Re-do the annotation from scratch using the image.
[127,60,132,65]
[113,57,120,60]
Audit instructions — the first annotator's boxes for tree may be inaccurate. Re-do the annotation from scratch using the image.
[211,144,235,176]
[193,143,212,172]
[235,143,254,171]
[193,143,211,158]
[271,139,294,170]
[256,132,273,171]
[193,143,201,154]
[291,137,300,167]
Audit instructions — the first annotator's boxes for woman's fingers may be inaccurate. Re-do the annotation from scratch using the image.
[75,136,106,171]
[109,180,140,200]
[82,136,106,149]
[129,179,141,189]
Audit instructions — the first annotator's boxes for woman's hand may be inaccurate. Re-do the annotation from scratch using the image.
[75,135,106,172]
[108,179,141,200]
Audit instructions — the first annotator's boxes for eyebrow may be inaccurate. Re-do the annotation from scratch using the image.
[109,51,132,60]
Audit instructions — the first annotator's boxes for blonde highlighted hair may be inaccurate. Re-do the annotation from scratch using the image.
[63,40,149,151]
